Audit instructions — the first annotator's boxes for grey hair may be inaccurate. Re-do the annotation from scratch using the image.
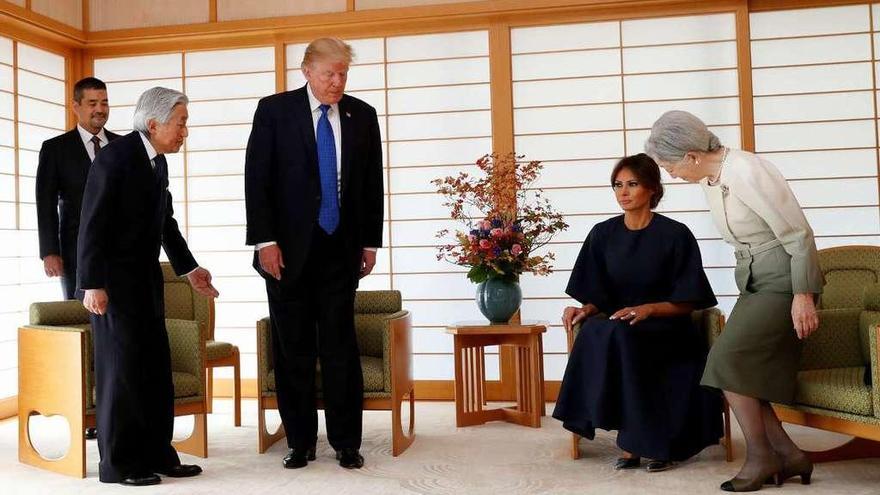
[132,87,188,133]
[644,110,722,163]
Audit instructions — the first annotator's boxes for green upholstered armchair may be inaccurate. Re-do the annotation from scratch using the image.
[18,300,207,478]
[772,245,880,462]
[566,307,732,461]
[256,290,415,456]
[161,263,240,427]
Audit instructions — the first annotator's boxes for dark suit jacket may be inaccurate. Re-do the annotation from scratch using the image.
[36,127,120,263]
[244,85,384,283]
[77,131,197,318]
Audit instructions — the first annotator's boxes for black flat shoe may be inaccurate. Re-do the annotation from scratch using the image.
[645,460,674,472]
[84,428,97,440]
[335,448,364,469]
[119,474,161,486]
[614,457,641,470]
[283,447,316,469]
[157,464,202,478]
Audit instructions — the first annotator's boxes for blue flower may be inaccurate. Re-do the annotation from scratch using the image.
[491,218,503,228]
[470,229,479,236]
[493,247,501,256]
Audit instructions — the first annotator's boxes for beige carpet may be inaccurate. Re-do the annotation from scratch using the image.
[2,400,879,494]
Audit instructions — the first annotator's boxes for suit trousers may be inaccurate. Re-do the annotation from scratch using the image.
[92,312,179,482]
[60,256,76,300]
[266,227,364,451]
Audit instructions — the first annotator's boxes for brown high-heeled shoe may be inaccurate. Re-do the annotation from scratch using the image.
[721,456,783,492]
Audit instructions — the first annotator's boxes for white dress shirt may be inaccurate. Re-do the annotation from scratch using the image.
[77,124,108,162]
[256,84,377,253]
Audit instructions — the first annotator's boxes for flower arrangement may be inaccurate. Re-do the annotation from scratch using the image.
[432,153,568,284]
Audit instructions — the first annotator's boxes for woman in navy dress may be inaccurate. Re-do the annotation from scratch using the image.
[553,153,721,472]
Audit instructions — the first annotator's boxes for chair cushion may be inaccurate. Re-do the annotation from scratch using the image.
[354,314,386,358]
[91,371,201,404]
[172,371,201,398]
[267,355,384,393]
[164,282,195,321]
[206,340,234,361]
[795,367,873,416]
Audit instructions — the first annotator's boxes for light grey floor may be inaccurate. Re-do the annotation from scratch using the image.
[2,399,879,494]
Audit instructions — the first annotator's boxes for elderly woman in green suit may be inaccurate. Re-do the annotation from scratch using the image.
[645,111,823,493]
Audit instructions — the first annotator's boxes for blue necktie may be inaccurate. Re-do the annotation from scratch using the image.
[317,104,340,234]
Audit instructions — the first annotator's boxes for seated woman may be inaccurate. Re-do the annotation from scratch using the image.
[553,153,722,472]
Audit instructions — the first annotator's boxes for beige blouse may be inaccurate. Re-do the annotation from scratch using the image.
[701,148,824,294]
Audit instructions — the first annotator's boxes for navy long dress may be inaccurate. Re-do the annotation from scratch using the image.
[552,214,722,462]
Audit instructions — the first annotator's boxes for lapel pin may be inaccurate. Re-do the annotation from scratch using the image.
[345,112,351,118]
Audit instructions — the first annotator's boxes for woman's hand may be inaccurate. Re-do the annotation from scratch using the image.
[610,304,655,325]
[562,304,597,332]
[792,293,819,339]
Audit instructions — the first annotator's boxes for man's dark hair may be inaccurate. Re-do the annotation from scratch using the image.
[73,77,107,102]
[610,153,664,209]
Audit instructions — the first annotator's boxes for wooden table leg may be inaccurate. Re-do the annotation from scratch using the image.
[453,336,465,427]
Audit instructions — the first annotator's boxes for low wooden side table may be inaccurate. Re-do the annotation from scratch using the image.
[445,321,547,428]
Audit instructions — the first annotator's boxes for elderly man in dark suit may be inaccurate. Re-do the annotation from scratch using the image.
[37,77,120,301]
[245,37,383,470]
[78,86,219,487]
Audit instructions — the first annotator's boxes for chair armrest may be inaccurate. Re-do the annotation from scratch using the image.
[18,325,87,417]
[166,318,205,396]
[382,310,412,395]
[29,300,90,325]
[256,317,273,394]
[699,307,725,348]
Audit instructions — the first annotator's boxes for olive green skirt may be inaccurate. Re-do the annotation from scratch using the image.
[701,244,803,404]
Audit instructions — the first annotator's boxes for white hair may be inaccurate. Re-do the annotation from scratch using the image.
[132,87,188,133]
[644,110,723,163]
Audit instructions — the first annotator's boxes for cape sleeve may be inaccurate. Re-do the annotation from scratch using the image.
[565,224,611,312]
[665,223,718,310]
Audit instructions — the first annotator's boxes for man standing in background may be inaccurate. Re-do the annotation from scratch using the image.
[245,37,384,470]
[37,76,119,301]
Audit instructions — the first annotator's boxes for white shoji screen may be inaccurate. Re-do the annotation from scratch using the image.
[0,40,68,399]
[750,4,880,250]
[511,13,742,380]
[287,32,492,381]
[184,46,275,382]
[96,47,275,382]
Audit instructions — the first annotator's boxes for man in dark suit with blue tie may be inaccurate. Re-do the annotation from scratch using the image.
[78,87,219,486]
[245,37,384,470]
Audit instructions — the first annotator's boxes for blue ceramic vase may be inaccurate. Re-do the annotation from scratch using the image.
[475,278,522,323]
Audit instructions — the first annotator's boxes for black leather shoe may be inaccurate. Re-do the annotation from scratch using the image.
[84,428,97,440]
[119,474,161,486]
[645,460,674,472]
[335,448,364,469]
[613,457,641,470]
[156,464,202,478]
[283,447,315,469]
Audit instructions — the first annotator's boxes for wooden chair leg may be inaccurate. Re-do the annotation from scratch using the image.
[233,351,241,427]
[723,398,733,462]
[257,399,285,454]
[391,387,416,456]
[571,432,581,460]
[802,437,880,463]
[173,413,208,458]
[206,368,214,414]
[18,411,87,478]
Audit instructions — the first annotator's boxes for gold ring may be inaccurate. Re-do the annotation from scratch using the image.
[629,311,636,316]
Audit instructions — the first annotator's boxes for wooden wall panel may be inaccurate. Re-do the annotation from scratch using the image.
[31,0,82,30]
[6,0,24,7]
[217,0,346,21]
[88,0,209,31]
[357,0,476,9]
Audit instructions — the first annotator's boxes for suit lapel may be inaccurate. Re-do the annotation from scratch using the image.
[338,96,353,203]
[67,129,91,169]
[293,88,318,179]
